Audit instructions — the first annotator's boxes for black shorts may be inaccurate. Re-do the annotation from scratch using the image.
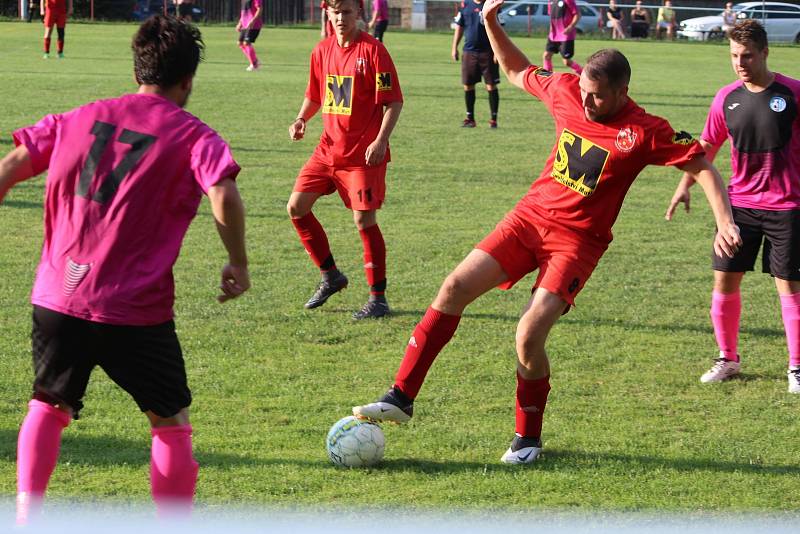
[177,2,193,17]
[239,29,261,44]
[373,19,388,42]
[545,39,575,59]
[31,306,192,419]
[712,207,800,280]
[461,50,500,86]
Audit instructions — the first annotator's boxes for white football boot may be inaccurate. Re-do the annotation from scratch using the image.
[352,387,413,423]
[500,434,542,464]
[788,367,800,394]
[700,353,741,383]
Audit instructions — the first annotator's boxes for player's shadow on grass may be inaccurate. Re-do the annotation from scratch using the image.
[2,199,42,209]
[560,316,786,339]
[322,307,520,322]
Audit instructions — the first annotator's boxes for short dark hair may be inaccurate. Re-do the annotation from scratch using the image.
[584,49,631,89]
[324,0,360,10]
[132,15,204,88]
[730,19,769,50]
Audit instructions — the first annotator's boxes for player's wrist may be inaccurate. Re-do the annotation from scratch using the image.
[294,117,306,126]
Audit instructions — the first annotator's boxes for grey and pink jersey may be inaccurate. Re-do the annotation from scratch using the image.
[702,73,800,210]
[13,93,240,325]
[239,0,263,29]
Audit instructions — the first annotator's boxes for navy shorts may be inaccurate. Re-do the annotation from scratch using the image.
[712,207,800,280]
[31,306,192,419]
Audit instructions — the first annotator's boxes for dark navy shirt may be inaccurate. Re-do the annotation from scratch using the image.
[455,0,491,52]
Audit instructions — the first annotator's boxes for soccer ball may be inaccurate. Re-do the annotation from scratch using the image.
[326,416,385,467]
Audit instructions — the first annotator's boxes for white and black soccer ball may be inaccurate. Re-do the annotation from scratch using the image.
[326,416,385,468]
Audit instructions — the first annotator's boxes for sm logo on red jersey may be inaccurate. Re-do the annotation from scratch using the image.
[552,128,610,197]
[324,75,353,116]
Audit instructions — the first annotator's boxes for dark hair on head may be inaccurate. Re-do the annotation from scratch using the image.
[132,15,204,88]
[730,19,768,50]
[324,0,359,10]
[584,48,631,89]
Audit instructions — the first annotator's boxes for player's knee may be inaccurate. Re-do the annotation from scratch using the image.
[286,200,307,219]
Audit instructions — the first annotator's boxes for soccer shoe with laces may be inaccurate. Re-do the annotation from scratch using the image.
[352,297,390,320]
[304,271,348,309]
[489,119,498,128]
[461,118,476,128]
[353,387,413,423]
[500,434,542,464]
[788,367,800,394]
[700,354,741,383]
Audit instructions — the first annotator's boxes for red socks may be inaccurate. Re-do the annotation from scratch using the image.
[359,224,386,294]
[151,425,199,516]
[394,307,461,398]
[515,373,551,438]
[43,38,51,53]
[291,213,333,270]
[710,290,741,362]
[780,292,800,368]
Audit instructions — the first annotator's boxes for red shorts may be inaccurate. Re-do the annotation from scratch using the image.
[44,9,67,27]
[294,153,386,211]
[476,211,607,306]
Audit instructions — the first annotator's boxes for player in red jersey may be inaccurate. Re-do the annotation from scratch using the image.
[289,0,403,319]
[353,0,742,462]
[0,16,249,523]
[41,0,72,58]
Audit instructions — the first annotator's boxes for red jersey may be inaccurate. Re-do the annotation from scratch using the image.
[305,31,403,167]
[518,67,703,243]
[46,0,67,11]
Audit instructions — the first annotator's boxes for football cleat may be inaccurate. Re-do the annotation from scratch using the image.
[42,53,50,59]
[352,297,390,320]
[353,387,413,423]
[788,367,800,394]
[57,52,64,59]
[700,354,741,383]
[489,119,498,129]
[500,434,542,464]
[304,271,348,309]
[461,118,476,128]
[246,61,261,71]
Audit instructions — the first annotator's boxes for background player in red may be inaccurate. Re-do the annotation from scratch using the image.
[40,0,72,58]
[353,0,741,463]
[666,20,800,393]
[0,16,249,523]
[288,0,403,319]
[236,0,263,71]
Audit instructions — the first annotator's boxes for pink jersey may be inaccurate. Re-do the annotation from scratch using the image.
[372,0,388,21]
[548,0,578,42]
[239,0,263,30]
[13,93,240,325]
[702,73,800,210]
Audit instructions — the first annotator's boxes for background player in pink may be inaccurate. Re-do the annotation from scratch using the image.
[353,0,741,463]
[236,0,263,71]
[543,0,582,75]
[0,16,250,523]
[41,0,72,58]
[288,0,403,319]
[368,0,389,42]
[666,20,800,393]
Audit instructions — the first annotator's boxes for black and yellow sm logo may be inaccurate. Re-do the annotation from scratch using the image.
[376,72,392,92]
[552,128,610,197]
[324,74,353,116]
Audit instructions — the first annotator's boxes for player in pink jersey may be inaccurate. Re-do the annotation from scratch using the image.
[236,0,263,71]
[543,0,582,75]
[666,20,800,393]
[288,0,403,319]
[353,0,741,464]
[0,16,249,523]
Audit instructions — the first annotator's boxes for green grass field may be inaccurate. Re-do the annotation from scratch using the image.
[1,22,799,512]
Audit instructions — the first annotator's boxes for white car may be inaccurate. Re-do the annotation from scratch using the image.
[678,1,800,43]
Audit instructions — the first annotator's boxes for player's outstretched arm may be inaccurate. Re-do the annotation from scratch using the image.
[0,145,35,204]
[482,0,531,89]
[665,140,721,220]
[207,178,250,303]
[289,98,321,141]
[676,155,741,258]
[365,101,403,166]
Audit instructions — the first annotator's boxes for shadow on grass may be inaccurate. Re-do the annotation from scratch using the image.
[2,199,42,209]
[560,316,786,339]
[2,429,796,477]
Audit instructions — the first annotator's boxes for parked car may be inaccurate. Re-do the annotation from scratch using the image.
[677,2,800,43]
[497,1,602,34]
[132,0,205,21]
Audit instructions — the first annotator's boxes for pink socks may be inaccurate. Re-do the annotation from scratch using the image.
[151,425,199,516]
[711,290,741,362]
[16,399,71,524]
[569,61,583,75]
[543,58,553,71]
[240,43,259,67]
[780,292,800,368]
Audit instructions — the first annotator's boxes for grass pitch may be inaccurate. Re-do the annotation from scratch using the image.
[0,22,799,511]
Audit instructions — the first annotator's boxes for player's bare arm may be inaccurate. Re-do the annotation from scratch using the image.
[289,98,322,141]
[564,10,580,34]
[665,139,722,220]
[676,155,742,258]
[0,145,35,204]
[483,0,531,89]
[451,25,463,61]
[365,101,403,166]
[208,178,250,303]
